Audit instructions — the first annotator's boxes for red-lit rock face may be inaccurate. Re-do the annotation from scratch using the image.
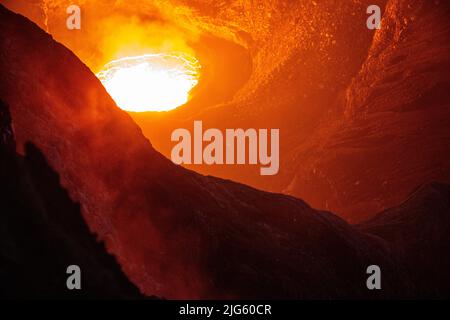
[284,0,450,221]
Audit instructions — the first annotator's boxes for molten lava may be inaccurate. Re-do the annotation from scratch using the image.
[96,53,200,112]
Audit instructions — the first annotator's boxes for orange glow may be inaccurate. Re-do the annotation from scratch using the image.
[96,53,200,112]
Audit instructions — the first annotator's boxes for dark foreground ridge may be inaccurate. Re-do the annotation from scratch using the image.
[0,101,142,299]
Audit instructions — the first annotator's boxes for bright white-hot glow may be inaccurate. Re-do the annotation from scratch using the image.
[96,53,200,112]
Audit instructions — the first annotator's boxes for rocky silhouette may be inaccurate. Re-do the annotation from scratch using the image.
[0,101,142,299]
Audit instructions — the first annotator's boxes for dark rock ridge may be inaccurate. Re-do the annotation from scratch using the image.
[358,182,450,298]
[0,4,449,299]
[0,101,142,299]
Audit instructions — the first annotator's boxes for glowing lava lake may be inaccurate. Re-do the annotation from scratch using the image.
[96,53,200,112]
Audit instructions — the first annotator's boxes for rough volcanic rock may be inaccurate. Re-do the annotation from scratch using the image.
[0,101,142,299]
[284,0,450,221]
